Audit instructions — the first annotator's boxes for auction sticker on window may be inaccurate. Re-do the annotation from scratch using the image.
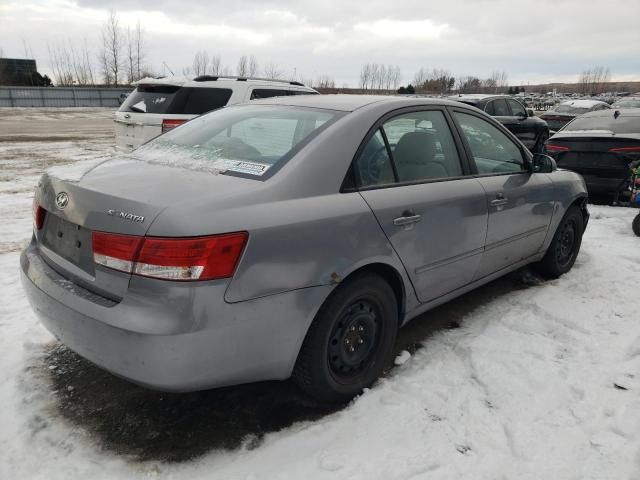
[213,159,272,176]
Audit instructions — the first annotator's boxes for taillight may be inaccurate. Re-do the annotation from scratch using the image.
[32,200,46,230]
[161,119,186,134]
[93,232,143,273]
[609,146,640,153]
[91,231,248,281]
[546,144,570,152]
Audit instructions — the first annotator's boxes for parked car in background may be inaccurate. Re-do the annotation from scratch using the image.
[540,99,611,133]
[23,95,589,403]
[449,94,549,153]
[546,108,640,201]
[114,76,318,151]
[611,97,640,109]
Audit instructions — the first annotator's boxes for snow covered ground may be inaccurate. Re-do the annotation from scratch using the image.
[1,109,639,479]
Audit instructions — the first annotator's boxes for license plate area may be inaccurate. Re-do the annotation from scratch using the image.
[42,214,95,274]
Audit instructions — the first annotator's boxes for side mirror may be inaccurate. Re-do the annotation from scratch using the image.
[532,153,557,173]
[527,108,535,117]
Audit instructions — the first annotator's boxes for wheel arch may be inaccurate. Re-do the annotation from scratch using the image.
[337,262,407,326]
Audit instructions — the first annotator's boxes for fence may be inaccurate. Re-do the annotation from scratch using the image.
[0,86,133,108]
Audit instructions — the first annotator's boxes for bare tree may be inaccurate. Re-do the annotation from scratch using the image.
[192,50,210,76]
[209,55,222,75]
[315,75,335,89]
[134,21,146,81]
[237,55,248,76]
[359,63,371,91]
[482,70,508,93]
[125,21,146,83]
[579,66,610,95]
[48,42,71,86]
[248,55,259,77]
[263,62,284,79]
[101,10,124,85]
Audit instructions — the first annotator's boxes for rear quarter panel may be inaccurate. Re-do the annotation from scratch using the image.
[540,169,588,252]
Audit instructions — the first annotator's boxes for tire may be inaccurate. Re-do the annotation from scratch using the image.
[533,130,549,154]
[293,273,399,403]
[534,206,584,278]
[633,213,640,237]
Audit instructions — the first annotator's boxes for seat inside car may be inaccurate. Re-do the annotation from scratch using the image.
[394,131,447,181]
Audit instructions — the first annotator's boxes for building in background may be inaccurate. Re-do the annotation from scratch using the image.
[0,58,51,86]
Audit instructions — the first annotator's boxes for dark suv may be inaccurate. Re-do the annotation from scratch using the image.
[450,94,549,153]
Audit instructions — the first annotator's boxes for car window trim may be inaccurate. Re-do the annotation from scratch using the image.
[446,106,533,176]
[345,105,474,192]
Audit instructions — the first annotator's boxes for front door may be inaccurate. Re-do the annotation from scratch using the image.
[451,109,555,278]
[355,108,488,303]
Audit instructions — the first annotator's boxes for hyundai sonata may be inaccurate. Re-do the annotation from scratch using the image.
[22,95,589,402]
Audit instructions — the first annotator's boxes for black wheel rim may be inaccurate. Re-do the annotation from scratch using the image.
[556,218,577,266]
[328,299,381,380]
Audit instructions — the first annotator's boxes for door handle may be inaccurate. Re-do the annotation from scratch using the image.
[490,193,508,207]
[393,212,422,226]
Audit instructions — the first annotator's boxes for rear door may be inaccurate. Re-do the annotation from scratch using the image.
[356,108,488,303]
[451,109,555,279]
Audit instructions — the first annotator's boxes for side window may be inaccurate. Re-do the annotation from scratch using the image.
[355,130,395,187]
[492,99,510,116]
[484,101,495,116]
[453,112,525,174]
[508,99,526,117]
[177,88,232,114]
[250,89,288,100]
[382,110,463,182]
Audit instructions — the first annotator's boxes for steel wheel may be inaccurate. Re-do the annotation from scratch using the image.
[328,299,381,380]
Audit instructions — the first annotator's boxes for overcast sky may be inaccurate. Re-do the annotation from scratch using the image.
[1,0,639,86]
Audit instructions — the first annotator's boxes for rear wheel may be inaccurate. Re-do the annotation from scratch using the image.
[633,213,640,237]
[534,206,584,278]
[293,273,398,403]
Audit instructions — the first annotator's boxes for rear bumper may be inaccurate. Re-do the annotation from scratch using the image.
[21,243,331,392]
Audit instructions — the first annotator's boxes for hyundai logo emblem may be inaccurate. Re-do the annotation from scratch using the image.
[55,192,69,210]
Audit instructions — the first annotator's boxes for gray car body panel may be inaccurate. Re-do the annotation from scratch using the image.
[22,95,588,392]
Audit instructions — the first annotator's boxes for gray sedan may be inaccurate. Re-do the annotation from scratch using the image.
[21,95,589,403]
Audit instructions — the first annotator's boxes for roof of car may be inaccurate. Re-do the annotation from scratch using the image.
[245,94,469,112]
[447,94,510,104]
[558,99,609,108]
[578,108,640,119]
[133,75,315,90]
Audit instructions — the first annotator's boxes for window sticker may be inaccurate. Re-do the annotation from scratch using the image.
[212,159,272,176]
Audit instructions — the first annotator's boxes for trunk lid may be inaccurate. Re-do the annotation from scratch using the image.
[35,157,261,300]
[547,136,639,180]
[113,111,194,151]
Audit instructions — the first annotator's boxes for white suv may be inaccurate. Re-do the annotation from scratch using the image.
[114,76,318,151]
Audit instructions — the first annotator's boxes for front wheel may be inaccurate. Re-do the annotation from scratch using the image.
[633,213,640,237]
[534,206,584,278]
[293,273,398,403]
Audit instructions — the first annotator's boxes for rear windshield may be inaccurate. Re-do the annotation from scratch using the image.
[562,114,640,134]
[119,85,232,114]
[133,105,342,179]
[612,99,640,108]
[555,105,590,114]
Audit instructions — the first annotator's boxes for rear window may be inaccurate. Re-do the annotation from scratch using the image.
[119,85,232,114]
[555,105,590,114]
[562,114,640,134]
[133,105,342,179]
[612,99,640,108]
